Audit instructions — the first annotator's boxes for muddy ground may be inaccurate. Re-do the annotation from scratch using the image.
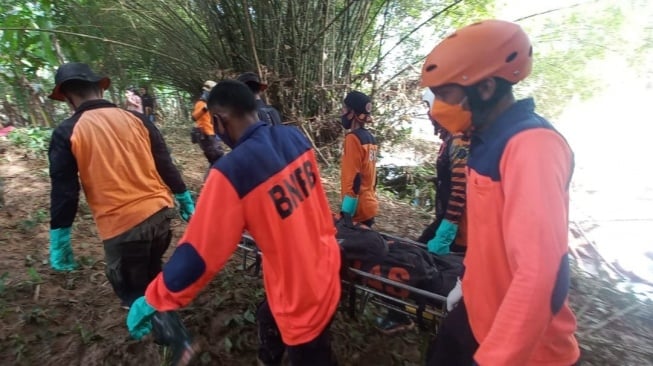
[1,126,651,365]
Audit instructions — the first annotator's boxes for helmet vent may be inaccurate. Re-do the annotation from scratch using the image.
[528,46,533,57]
[506,51,518,63]
[446,33,458,39]
[426,64,438,72]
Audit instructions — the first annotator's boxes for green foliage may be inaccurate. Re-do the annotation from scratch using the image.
[19,209,48,234]
[377,163,436,210]
[0,1,62,126]
[20,306,46,325]
[0,2,60,71]
[516,3,626,118]
[620,0,653,86]
[76,321,101,344]
[7,127,52,155]
[9,334,26,362]
[26,267,42,285]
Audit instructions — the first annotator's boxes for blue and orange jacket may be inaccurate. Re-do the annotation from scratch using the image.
[463,99,579,365]
[48,100,186,240]
[145,122,341,345]
[340,128,379,222]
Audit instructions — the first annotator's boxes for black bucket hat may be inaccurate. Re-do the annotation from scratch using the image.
[344,91,372,115]
[236,72,268,91]
[49,62,111,101]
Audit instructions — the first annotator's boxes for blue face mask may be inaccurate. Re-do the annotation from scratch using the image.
[213,115,236,148]
[341,114,353,129]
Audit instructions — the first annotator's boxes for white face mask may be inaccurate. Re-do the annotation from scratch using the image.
[422,88,435,109]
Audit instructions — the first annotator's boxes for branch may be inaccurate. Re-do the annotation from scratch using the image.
[367,0,463,74]
[0,27,199,69]
[513,1,595,22]
[378,56,426,90]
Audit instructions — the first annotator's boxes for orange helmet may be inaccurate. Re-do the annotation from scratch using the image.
[421,20,532,88]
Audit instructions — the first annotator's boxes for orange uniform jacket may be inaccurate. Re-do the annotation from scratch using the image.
[145,122,341,345]
[192,100,214,135]
[340,128,379,222]
[463,99,579,365]
[48,100,186,240]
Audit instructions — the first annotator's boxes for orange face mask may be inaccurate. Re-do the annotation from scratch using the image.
[430,99,472,134]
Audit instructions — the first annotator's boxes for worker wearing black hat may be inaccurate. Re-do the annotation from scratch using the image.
[47,62,197,365]
[237,72,282,126]
[339,90,378,227]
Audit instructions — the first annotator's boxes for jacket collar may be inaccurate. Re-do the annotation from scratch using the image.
[473,98,536,143]
[72,99,116,117]
[234,121,268,147]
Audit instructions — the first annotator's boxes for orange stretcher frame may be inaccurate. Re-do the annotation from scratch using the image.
[236,233,450,334]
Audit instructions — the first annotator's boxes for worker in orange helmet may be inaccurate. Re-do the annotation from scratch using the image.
[421,20,580,366]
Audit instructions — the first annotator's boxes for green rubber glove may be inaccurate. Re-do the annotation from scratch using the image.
[127,296,157,340]
[174,191,195,222]
[341,195,359,217]
[49,227,78,271]
[426,219,458,255]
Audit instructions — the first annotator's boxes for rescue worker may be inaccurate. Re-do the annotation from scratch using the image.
[47,63,196,364]
[126,80,341,366]
[192,80,224,165]
[417,89,469,255]
[237,72,283,126]
[140,86,156,123]
[339,91,379,227]
[421,20,580,365]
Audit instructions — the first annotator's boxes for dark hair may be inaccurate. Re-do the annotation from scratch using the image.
[60,79,102,99]
[207,80,257,116]
[244,81,261,94]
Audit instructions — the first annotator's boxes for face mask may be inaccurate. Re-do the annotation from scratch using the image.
[430,98,472,134]
[213,115,236,148]
[341,113,353,130]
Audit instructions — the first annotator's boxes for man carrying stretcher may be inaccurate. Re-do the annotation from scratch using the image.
[421,20,580,366]
[125,80,341,366]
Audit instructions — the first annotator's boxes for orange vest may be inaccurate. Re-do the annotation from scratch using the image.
[340,128,379,222]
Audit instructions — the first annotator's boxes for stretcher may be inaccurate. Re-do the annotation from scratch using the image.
[236,233,451,334]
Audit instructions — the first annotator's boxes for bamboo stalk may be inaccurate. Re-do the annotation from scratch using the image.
[242,0,262,77]
[0,27,197,68]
